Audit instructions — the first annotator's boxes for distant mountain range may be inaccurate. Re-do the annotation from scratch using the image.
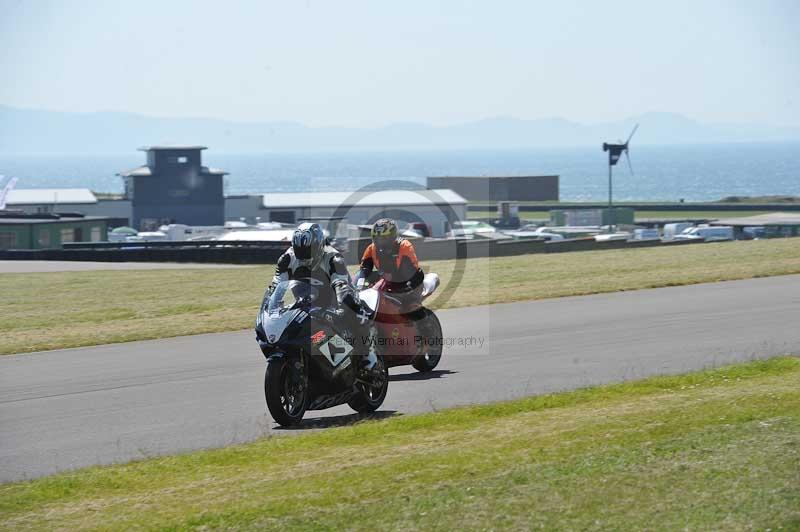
[1,105,799,154]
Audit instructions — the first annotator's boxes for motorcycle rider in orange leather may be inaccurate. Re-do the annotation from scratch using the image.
[354,218,425,315]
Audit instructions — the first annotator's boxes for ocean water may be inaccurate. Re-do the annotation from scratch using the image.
[1,142,798,202]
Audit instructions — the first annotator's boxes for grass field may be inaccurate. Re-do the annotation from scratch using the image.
[467,208,772,221]
[632,210,771,220]
[1,357,798,530]
[2,239,800,355]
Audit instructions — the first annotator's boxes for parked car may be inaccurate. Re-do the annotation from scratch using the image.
[224,221,249,229]
[452,220,496,234]
[594,232,631,242]
[107,226,138,243]
[447,220,503,239]
[505,225,566,241]
[674,225,734,242]
[408,222,431,237]
[126,231,168,242]
[401,228,424,239]
[742,226,765,240]
[518,223,540,231]
[631,228,660,241]
[536,232,565,241]
[502,223,541,239]
[447,228,474,239]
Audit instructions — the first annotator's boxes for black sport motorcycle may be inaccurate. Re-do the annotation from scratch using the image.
[255,278,388,426]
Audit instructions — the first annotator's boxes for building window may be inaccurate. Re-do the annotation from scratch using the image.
[0,232,17,249]
[140,218,159,231]
[270,210,296,224]
[60,228,74,243]
[167,156,189,164]
[38,229,51,247]
[90,227,102,242]
[124,177,135,200]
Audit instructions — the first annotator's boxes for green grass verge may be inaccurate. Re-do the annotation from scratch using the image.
[634,210,771,220]
[2,239,800,355]
[467,208,772,221]
[2,357,798,530]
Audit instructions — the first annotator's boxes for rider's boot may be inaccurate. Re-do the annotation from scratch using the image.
[358,326,381,378]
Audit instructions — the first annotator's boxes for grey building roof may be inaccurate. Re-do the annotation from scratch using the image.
[5,188,97,205]
[118,165,153,177]
[138,145,208,151]
[429,175,558,179]
[710,212,800,227]
[0,215,110,225]
[117,165,227,177]
[261,189,467,209]
[202,166,228,176]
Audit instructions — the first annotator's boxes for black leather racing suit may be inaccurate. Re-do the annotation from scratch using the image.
[267,245,372,354]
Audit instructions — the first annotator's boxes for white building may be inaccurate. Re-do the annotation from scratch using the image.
[8,187,469,238]
[6,188,97,213]
[226,189,467,237]
[6,188,131,220]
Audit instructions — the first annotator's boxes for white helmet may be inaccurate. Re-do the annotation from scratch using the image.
[291,222,325,269]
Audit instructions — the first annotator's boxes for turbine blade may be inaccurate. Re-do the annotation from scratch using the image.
[626,123,640,145]
[625,150,634,176]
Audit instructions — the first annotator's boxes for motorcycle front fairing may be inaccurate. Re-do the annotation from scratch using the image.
[256,280,320,356]
[255,291,310,352]
[255,280,360,400]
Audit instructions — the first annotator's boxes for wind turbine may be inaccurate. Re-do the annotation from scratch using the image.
[0,175,19,211]
[602,124,638,232]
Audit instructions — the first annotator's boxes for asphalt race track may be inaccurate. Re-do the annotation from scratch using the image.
[2,275,798,482]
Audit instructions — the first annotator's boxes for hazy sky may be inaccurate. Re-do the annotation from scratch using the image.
[1,0,798,127]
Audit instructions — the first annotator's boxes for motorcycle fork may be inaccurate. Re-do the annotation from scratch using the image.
[294,350,308,392]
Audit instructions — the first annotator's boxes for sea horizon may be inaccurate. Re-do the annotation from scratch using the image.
[1,141,799,203]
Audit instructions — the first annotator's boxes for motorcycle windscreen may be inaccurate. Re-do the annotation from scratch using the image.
[268,280,320,314]
[359,288,379,315]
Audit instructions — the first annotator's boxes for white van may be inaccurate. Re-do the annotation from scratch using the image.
[674,225,734,242]
[662,222,694,241]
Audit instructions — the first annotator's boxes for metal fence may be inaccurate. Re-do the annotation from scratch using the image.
[0,236,705,264]
[467,202,800,213]
[2,240,288,264]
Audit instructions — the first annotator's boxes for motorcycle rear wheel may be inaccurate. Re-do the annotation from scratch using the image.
[348,356,389,413]
[265,356,307,426]
[412,308,443,373]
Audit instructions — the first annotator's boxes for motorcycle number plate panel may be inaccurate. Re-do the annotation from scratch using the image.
[318,335,353,367]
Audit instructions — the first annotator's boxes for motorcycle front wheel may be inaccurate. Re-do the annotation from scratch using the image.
[265,356,307,426]
[348,356,389,413]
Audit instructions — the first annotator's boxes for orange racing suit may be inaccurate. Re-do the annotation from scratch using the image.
[356,238,424,312]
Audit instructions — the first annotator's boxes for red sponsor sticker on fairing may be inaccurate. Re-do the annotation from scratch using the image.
[311,330,326,345]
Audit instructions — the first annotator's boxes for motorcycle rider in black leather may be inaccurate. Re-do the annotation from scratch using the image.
[267,222,379,375]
